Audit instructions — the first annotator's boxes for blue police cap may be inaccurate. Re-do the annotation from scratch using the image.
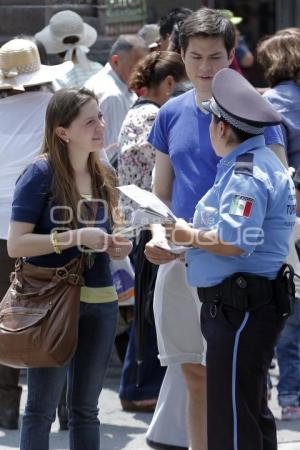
[202,68,281,134]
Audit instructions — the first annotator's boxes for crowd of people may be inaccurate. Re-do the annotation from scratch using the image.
[0,5,299,450]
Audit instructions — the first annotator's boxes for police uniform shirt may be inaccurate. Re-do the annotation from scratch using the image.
[186,134,296,288]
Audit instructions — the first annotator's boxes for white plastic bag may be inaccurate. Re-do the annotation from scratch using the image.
[110,257,135,306]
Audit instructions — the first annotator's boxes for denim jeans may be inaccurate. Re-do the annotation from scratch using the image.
[277,299,300,407]
[20,300,118,450]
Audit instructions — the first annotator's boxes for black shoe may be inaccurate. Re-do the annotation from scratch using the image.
[121,399,157,413]
[58,404,69,431]
[0,415,19,430]
[146,438,188,450]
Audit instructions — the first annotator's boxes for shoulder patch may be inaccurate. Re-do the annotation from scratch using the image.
[234,153,254,176]
[229,194,254,218]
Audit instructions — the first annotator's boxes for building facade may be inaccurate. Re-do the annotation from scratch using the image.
[0,0,299,65]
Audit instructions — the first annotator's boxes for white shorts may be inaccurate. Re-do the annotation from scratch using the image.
[153,260,206,366]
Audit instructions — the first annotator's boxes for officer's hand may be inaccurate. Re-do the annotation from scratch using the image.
[165,219,194,246]
[144,238,176,265]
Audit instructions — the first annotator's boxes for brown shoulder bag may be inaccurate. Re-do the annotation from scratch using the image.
[0,255,84,368]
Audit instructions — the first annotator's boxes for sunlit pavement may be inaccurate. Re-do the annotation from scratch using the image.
[0,357,299,449]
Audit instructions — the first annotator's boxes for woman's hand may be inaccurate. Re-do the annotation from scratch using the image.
[144,237,176,265]
[107,236,133,260]
[165,219,194,246]
[79,227,112,251]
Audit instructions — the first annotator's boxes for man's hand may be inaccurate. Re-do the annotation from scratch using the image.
[144,237,176,265]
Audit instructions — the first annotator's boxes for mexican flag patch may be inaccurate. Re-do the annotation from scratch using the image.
[229,194,254,218]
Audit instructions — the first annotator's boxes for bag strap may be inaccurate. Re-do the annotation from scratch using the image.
[12,256,85,298]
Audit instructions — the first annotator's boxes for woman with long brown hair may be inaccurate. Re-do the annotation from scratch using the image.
[0,37,72,431]
[7,87,132,450]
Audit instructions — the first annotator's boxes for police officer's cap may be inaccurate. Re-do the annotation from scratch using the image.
[202,68,281,134]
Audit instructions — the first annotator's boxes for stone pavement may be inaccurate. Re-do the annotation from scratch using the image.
[0,357,299,450]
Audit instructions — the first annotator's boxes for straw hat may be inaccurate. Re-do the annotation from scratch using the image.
[35,10,97,55]
[0,38,73,91]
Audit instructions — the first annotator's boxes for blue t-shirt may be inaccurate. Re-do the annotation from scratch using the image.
[148,88,284,222]
[11,159,113,289]
[264,80,300,169]
[186,135,296,287]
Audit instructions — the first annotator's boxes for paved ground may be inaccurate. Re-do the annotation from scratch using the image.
[0,357,299,450]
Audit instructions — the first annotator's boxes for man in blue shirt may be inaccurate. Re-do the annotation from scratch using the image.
[145,8,288,450]
[167,67,295,450]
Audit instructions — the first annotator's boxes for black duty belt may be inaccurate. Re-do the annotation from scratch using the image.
[197,265,296,317]
[197,272,274,312]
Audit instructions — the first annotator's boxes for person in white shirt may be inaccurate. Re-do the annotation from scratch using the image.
[85,35,147,165]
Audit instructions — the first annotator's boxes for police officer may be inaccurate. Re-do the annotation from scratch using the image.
[167,68,296,450]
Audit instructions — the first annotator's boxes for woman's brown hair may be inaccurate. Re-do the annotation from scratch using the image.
[257,32,300,87]
[40,87,118,227]
[128,50,186,91]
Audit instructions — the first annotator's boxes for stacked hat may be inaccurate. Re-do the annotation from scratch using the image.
[0,38,72,91]
[202,68,281,134]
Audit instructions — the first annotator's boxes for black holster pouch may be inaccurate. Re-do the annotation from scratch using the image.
[273,264,296,318]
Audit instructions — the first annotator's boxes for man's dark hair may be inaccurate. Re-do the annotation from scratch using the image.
[159,7,193,40]
[179,8,235,55]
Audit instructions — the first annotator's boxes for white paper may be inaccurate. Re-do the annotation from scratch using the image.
[117,185,177,222]
[113,225,143,239]
[130,209,171,227]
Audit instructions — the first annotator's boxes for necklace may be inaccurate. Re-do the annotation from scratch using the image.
[86,251,96,269]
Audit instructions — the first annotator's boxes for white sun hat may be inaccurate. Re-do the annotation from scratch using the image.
[35,10,97,68]
[0,38,73,91]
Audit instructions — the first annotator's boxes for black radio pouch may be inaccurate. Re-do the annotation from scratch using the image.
[273,264,296,318]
